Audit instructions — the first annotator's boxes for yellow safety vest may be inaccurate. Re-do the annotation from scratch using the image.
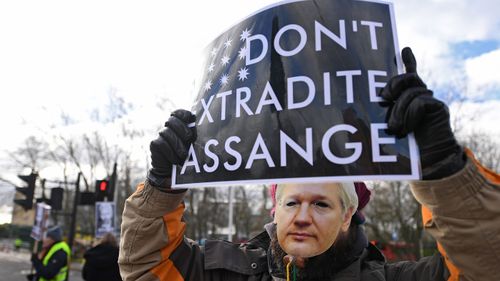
[40,241,71,281]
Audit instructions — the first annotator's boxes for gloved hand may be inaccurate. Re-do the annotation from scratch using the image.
[26,273,35,281]
[148,109,197,187]
[379,47,465,180]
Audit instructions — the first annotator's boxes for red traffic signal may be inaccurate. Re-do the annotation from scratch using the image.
[95,179,110,202]
[99,181,108,191]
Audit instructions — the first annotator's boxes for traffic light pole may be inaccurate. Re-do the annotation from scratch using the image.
[68,172,81,255]
[110,162,117,201]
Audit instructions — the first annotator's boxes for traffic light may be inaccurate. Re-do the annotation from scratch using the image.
[79,192,95,205]
[95,179,110,202]
[50,187,64,210]
[14,172,37,210]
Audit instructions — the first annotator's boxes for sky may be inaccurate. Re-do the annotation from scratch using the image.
[0,0,499,223]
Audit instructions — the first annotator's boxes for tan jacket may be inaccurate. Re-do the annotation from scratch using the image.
[411,152,500,281]
[119,155,500,281]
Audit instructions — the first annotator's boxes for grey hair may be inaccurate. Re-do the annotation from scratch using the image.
[276,182,358,216]
[337,182,358,215]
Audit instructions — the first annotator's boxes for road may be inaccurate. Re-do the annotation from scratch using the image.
[0,250,84,281]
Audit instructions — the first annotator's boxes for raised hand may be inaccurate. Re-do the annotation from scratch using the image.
[379,47,464,179]
[148,109,197,187]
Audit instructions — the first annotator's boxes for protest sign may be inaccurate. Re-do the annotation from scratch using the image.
[95,201,115,238]
[173,0,419,187]
[30,203,51,241]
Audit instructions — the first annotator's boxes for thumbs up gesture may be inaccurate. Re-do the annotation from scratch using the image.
[379,47,465,180]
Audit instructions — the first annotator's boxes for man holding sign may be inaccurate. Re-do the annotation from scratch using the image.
[119,1,500,280]
[29,225,71,281]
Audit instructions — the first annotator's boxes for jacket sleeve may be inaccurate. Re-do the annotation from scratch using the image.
[119,181,203,281]
[410,152,500,281]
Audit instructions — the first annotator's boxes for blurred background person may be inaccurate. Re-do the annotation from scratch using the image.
[82,232,122,281]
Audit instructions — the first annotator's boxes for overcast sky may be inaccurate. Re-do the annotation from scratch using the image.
[1,0,498,145]
[0,0,499,223]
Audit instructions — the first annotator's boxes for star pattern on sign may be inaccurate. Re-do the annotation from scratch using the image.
[238,67,249,81]
[221,55,230,66]
[204,80,212,91]
[240,28,251,41]
[238,46,247,60]
[208,63,215,72]
[201,26,255,94]
[220,73,230,86]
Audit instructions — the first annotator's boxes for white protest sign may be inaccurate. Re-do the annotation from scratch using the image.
[95,201,115,238]
[30,203,51,241]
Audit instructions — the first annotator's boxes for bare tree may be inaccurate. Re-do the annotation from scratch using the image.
[184,188,219,241]
[5,88,150,241]
[458,132,500,173]
[183,185,273,243]
[364,181,423,260]
[8,136,49,171]
[233,186,252,240]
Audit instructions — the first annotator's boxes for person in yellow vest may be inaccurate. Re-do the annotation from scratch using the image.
[15,237,22,251]
[28,225,71,281]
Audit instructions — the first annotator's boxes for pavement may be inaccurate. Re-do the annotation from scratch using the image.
[0,249,84,281]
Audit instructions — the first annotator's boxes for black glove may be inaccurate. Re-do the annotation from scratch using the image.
[379,47,465,180]
[148,109,197,187]
[26,273,35,281]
